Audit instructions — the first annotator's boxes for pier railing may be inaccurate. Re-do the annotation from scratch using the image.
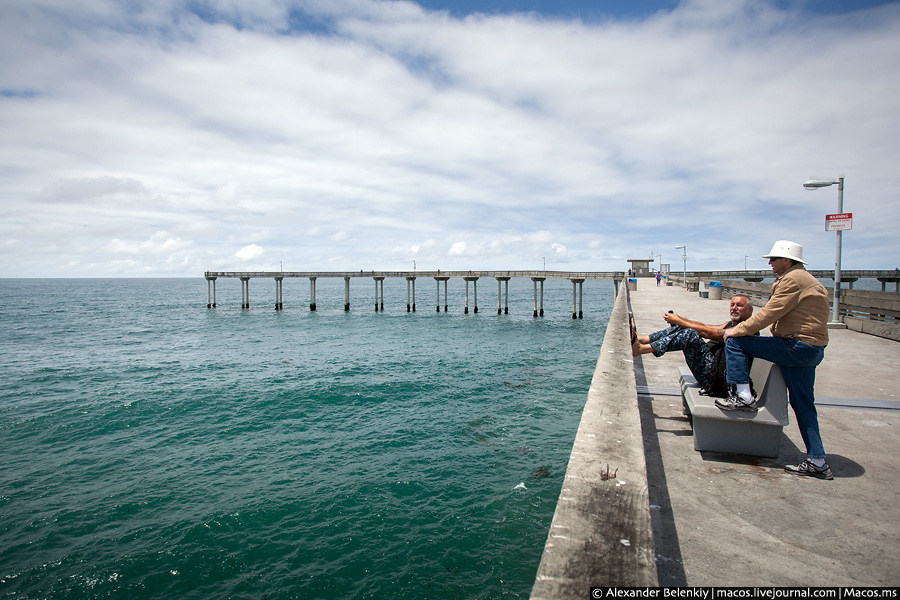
[669,269,900,290]
[690,278,900,342]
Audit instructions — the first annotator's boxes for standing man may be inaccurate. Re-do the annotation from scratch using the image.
[719,241,832,480]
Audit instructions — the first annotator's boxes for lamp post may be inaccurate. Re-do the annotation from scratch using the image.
[655,254,662,273]
[674,245,686,287]
[744,255,749,271]
[804,176,844,325]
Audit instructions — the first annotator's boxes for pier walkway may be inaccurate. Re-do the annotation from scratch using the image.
[630,280,900,587]
[531,278,900,598]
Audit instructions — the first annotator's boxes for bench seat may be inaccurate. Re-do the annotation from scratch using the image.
[678,360,789,458]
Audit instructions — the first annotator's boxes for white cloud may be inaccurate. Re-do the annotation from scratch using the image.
[448,241,469,256]
[235,243,264,261]
[107,231,192,255]
[1,0,898,276]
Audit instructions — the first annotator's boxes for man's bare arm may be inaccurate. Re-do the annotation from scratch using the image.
[664,312,728,342]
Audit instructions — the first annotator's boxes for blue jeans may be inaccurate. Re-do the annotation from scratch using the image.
[649,326,713,387]
[725,336,826,460]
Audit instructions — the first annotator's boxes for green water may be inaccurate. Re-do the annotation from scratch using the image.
[0,277,613,599]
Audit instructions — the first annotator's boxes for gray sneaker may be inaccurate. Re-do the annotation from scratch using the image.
[715,393,758,412]
[785,459,834,480]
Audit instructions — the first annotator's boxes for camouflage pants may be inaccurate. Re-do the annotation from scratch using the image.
[648,326,713,387]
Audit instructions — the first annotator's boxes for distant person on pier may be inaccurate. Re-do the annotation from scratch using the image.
[656,272,662,286]
[720,240,832,480]
[631,294,754,397]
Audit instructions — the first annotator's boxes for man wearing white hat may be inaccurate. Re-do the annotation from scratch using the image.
[719,240,833,480]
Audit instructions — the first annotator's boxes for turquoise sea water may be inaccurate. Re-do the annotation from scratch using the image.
[0,277,613,599]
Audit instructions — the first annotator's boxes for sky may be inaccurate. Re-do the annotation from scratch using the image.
[1,0,899,277]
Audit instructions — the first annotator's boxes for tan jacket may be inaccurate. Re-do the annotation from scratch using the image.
[729,264,830,347]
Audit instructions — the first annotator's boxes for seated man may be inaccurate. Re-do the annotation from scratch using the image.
[631,294,753,396]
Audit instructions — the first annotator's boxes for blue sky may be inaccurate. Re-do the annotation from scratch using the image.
[1,0,899,276]
[414,0,894,20]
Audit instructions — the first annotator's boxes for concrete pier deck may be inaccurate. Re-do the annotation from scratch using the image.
[629,280,900,587]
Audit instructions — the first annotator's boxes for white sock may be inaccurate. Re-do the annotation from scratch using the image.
[736,383,752,402]
[809,457,826,468]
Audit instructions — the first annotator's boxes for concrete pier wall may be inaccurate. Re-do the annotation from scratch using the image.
[530,284,657,597]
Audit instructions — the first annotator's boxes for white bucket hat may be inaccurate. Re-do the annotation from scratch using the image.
[763,240,806,264]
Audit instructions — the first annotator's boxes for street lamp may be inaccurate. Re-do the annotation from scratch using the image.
[744,255,749,271]
[674,245,686,287]
[804,176,845,325]
[655,254,662,273]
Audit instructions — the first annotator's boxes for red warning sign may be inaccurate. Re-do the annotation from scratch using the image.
[825,213,852,231]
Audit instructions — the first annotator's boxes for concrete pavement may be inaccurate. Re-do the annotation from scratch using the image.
[628,279,900,587]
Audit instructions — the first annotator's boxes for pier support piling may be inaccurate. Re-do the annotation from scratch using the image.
[532,277,545,317]
[240,277,250,309]
[496,277,510,315]
[206,275,217,308]
[571,278,584,319]
[406,277,416,312]
[309,277,317,311]
[275,277,283,310]
[344,277,351,311]
[435,277,449,312]
[465,279,470,314]
[464,277,479,314]
[877,277,900,293]
[374,277,385,311]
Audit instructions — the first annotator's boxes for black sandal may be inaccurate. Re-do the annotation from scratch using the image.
[629,314,637,344]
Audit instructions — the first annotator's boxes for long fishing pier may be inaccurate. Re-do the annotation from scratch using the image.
[204,269,899,318]
[204,270,626,318]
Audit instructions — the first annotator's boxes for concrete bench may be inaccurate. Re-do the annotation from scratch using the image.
[678,360,789,458]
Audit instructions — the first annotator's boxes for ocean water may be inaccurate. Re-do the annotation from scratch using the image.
[0,277,613,600]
